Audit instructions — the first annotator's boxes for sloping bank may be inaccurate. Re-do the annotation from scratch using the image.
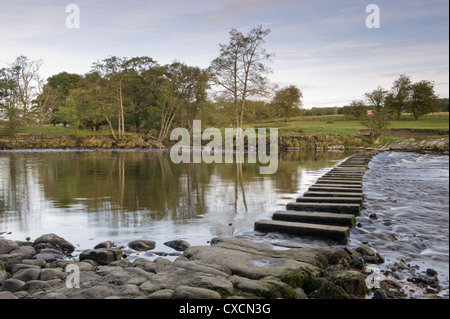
[1,133,448,154]
[1,234,383,300]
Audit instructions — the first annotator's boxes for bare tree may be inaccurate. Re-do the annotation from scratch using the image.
[209,26,274,131]
[9,56,42,123]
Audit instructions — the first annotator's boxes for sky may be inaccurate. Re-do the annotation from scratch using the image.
[0,0,448,108]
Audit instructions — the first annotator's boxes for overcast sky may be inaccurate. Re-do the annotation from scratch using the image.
[0,0,448,107]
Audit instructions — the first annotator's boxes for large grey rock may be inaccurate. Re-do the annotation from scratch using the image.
[40,268,68,281]
[12,268,41,282]
[148,289,175,299]
[173,286,221,299]
[33,248,64,262]
[0,239,19,254]
[33,233,75,254]
[22,280,51,294]
[9,246,36,259]
[0,279,26,293]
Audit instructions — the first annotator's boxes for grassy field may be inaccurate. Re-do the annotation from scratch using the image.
[2,112,448,139]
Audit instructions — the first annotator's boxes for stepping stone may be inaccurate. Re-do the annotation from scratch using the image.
[273,211,356,227]
[312,183,363,189]
[303,191,364,198]
[308,186,363,193]
[315,180,362,185]
[255,220,350,241]
[296,197,363,205]
[286,202,361,216]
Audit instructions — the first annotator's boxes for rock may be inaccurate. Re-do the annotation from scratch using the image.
[40,268,67,281]
[164,240,191,252]
[94,241,113,249]
[426,268,438,277]
[372,289,388,299]
[12,268,41,282]
[0,239,19,254]
[0,269,7,285]
[79,248,122,265]
[0,279,26,293]
[33,248,64,262]
[153,257,172,264]
[116,284,141,297]
[72,261,96,271]
[148,289,175,299]
[349,258,365,270]
[32,233,75,254]
[173,286,221,299]
[81,286,112,299]
[326,269,367,296]
[9,246,36,259]
[305,278,350,299]
[128,240,156,252]
[0,291,18,299]
[22,280,51,294]
[21,259,47,268]
[295,287,308,299]
[0,254,23,272]
[356,245,376,256]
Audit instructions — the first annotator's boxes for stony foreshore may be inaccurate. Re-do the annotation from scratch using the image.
[2,232,441,300]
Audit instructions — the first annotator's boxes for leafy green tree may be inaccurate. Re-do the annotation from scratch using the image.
[272,85,303,122]
[410,80,439,120]
[386,74,412,119]
[343,100,368,120]
[365,86,388,112]
[361,109,392,142]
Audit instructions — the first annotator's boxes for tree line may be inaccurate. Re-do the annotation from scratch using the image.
[1,26,446,141]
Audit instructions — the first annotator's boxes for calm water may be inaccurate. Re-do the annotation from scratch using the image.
[0,150,352,257]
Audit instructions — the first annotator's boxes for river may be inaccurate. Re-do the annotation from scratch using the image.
[0,149,448,298]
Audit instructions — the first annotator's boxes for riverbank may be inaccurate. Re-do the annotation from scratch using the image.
[1,131,448,155]
[0,234,388,300]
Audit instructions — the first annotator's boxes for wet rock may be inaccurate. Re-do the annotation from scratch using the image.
[12,268,41,282]
[426,268,438,277]
[32,233,75,254]
[79,248,122,265]
[128,240,156,252]
[33,248,64,262]
[372,289,388,299]
[0,239,19,254]
[326,269,367,296]
[349,258,365,270]
[173,286,221,299]
[164,240,191,252]
[94,241,114,249]
[0,279,26,293]
[305,278,350,299]
[356,245,376,256]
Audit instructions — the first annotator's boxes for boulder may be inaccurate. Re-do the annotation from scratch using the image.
[173,286,221,299]
[79,248,122,265]
[128,240,156,252]
[0,239,19,255]
[12,268,41,282]
[164,240,191,252]
[32,233,75,254]
[0,279,26,293]
[0,291,18,299]
[33,248,64,262]
[326,269,367,296]
[94,241,114,249]
[81,286,112,299]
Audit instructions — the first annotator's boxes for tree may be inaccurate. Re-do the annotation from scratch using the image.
[0,68,20,133]
[361,109,392,142]
[272,85,303,122]
[386,74,412,119]
[9,56,42,123]
[209,25,274,131]
[365,86,388,112]
[343,100,368,120]
[410,80,439,120]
